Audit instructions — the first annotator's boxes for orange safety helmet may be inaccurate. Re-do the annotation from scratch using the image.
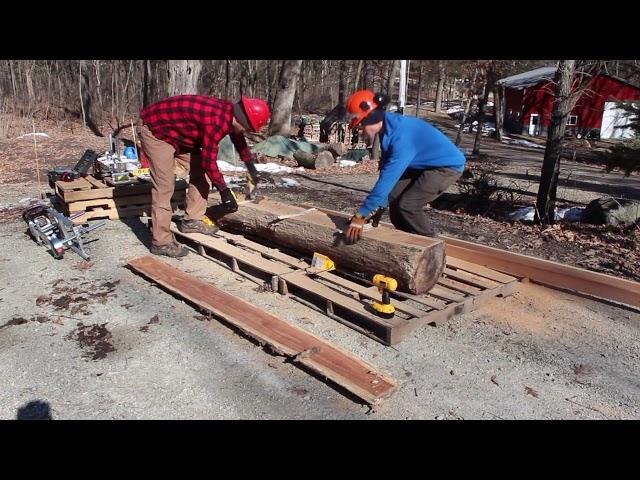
[240,96,271,132]
[346,89,379,129]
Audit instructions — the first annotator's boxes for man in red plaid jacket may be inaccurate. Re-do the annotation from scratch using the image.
[138,95,270,257]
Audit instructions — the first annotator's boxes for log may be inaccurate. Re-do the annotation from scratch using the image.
[210,198,446,294]
[327,143,348,158]
[293,150,335,169]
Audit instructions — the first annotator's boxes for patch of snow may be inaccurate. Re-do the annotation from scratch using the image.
[502,138,546,149]
[281,177,300,187]
[255,163,294,174]
[509,206,585,223]
[447,106,465,114]
[17,132,49,139]
[217,161,246,172]
[339,160,357,167]
[509,207,536,222]
[556,207,585,221]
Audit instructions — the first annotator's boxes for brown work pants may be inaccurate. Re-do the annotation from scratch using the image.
[137,124,210,246]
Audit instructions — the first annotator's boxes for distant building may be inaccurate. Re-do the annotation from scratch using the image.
[497,66,640,140]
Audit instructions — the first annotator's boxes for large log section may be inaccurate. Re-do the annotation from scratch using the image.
[209,198,446,294]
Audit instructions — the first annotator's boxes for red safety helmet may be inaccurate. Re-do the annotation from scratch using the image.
[240,96,271,132]
[346,89,379,129]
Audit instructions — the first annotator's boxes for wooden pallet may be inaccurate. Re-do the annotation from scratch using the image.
[55,176,114,203]
[68,200,185,223]
[171,225,518,345]
[55,175,188,223]
[66,191,187,213]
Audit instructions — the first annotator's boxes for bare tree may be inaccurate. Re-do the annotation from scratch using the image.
[535,60,605,224]
[79,60,103,136]
[434,61,446,112]
[269,60,302,136]
[353,60,363,91]
[338,60,347,105]
[455,63,480,146]
[167,60,202,96]
[472,63,495,155]
[415,61,424,118]
[386,60,399,96]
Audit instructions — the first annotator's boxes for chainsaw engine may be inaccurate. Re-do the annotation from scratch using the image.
[23,205,105,260]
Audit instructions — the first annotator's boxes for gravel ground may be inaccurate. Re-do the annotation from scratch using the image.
[1,182,639,420]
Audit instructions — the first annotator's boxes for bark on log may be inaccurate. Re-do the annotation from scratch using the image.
[209,198,446,294]
[327,143,348,158]
[293,150,335,169]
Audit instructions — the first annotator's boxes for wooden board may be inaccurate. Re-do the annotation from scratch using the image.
[443,235,640,309]
[55,177,114,202]
[69,201,182,223]
[127,255,398,405]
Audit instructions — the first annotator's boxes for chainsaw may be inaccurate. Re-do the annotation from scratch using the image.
[23,205,105,260]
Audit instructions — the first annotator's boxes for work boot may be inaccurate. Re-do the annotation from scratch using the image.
[150,242,189,258]
[178,219,220,236]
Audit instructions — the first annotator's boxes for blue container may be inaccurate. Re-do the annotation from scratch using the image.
[124,146,138,159]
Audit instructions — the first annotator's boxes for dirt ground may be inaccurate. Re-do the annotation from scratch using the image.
[1,118,639,420]
[1,180,639,420]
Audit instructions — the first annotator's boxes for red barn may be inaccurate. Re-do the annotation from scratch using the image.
[497,66,640,140]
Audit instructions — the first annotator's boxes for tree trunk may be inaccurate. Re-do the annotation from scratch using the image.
[167,60,202,96]
[94,60,104,113]
[79,60,103,136]
[296,61,306,115]
[142,60,156,108]
[493,83,505,141]
[24,61,35,105]
[371,133,381,161]
[435,61,446,112]
[386,60,399,95]
[416,61,424,117]
[338,60,347,105]
[472,67,493,155]
[8,60,17,97]
[535,60,576,225]
[269,60,302,137]
[455,66,479,146]
[210,198,446,294]
[353,60,363,91]
[224,60,231,99]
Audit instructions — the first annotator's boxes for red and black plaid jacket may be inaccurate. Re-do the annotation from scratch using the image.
[140,95,255,190]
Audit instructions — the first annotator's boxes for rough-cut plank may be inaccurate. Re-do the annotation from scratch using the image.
[111,179,188,197]
[446,256,517,284]
[443,236,640,309]
[210,197,446,294]
[127,255,397,405]
[85,176,109,189]
[443,267,501,290]
[56,177,93,191]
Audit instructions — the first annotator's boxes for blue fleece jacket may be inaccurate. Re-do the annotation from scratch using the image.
[358,112,466,217]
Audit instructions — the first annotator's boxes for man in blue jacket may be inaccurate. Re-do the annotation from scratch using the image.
[344,90,466,243]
